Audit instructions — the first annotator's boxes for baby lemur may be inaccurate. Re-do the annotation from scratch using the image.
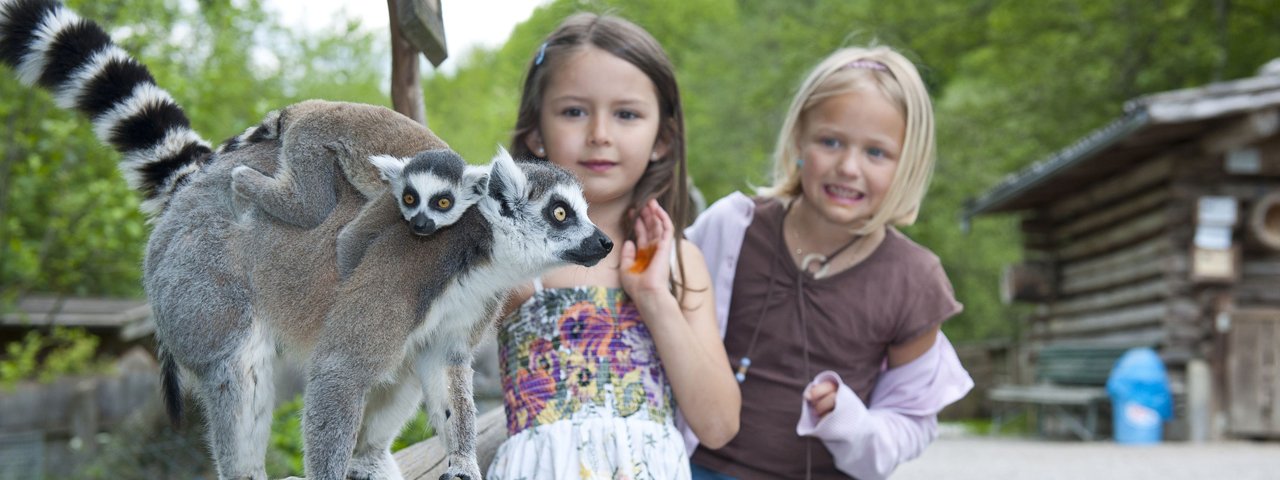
[234,147,489,279]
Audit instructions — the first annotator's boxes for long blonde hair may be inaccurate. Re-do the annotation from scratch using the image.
[759,46,936,234]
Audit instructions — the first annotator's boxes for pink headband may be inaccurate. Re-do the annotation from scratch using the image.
[841,60,888,72]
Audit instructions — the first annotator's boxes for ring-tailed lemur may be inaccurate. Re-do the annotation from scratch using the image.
[0,2,614,480]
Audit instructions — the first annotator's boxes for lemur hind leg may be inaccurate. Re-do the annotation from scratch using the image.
[346,365,423,480]
[192,324,276,480]
[303,350,373,478]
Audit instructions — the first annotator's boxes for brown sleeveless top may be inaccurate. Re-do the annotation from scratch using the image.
[692,197,961,479]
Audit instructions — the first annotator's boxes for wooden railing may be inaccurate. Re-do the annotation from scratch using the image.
[394,408,507,479]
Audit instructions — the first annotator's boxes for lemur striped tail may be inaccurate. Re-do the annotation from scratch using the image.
[0,0,212,215]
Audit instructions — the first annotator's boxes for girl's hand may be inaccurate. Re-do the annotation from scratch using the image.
[805,380,839,418]
[620,199,673,302]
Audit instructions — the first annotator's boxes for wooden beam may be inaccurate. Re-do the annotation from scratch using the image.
[1034,326,1165,349]
[1001,263,1052,304]
[389,0,426,124]
[1243,259,1280,278]
[1058,209,1170,261]
[1200,108,1280,155]
[1055,188,1171,241]
[396,0,448,67]
[1061,251,1186,297]
[1051,277,1170,317]
[1062,235,1172,281]
[1049,156,1174,221]
[1047,302,1166,336]
[396,408,506,479]
[1235,278,1280,305]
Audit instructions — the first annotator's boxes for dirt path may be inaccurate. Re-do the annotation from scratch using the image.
[894,436,1280,480]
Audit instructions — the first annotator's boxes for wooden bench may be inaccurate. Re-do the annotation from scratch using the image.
[988,345,1130,440]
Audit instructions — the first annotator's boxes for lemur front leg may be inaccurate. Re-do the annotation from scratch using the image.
[415,345,482,480]
[443,350,481,480]
[337,194,402,279]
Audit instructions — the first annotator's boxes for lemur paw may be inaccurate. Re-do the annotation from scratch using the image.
[230,165,266,198]
[439,454,481,480]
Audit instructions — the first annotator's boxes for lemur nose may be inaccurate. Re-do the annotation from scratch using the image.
[411,214,436,236]
[598,236,613,253]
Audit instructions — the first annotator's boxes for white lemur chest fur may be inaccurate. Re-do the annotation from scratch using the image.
[405,226,543,353]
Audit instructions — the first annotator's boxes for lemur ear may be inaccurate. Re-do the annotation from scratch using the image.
[368,154,407,182]
[462,165,490,203]
[487,146,528,216]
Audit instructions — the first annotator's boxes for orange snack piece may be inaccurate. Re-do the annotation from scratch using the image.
[629,245,657,273]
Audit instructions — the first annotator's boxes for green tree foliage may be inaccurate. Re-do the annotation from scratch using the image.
[0,327,109,389]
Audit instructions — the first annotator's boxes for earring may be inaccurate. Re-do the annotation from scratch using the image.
[650,152,659,162]
[536,147,545,157]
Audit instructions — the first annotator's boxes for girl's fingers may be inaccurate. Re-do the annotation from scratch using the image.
[655,201,673,240]
[619,239,636,270]
[806,380,837,400]
[814,393,837,416]
[634,209,650,248]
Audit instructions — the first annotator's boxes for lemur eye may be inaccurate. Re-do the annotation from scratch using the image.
[431,194,455,211]
[403,194,416,205]
[553,206,567,222]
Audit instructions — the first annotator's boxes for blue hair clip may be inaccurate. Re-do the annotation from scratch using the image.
[535,42,548,66]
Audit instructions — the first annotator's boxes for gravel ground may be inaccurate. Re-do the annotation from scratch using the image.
[893,432,1280,480]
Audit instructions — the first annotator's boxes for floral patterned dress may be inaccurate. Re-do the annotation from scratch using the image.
[487,282,690,480]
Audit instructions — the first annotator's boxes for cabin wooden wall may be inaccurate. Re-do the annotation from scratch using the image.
[1012,129,1280,438]
[1019,153,1189,354]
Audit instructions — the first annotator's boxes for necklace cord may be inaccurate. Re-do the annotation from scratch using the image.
[738,200,861,479]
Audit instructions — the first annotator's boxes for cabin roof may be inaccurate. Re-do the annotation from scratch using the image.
[964,61,1280,221]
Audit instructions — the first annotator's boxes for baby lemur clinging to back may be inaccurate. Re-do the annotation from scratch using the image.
[337,150,489,278]
[233,147,489,278]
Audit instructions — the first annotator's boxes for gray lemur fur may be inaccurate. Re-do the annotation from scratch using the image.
[0,1,616,479]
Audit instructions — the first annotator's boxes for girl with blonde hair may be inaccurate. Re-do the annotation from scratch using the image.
[686,46,972,479]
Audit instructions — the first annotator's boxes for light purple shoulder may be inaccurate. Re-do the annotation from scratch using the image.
[686,191,755,242]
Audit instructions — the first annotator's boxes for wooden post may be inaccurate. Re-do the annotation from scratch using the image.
[1187,358,1212,442]
[388,0,426,125]
[69,379,98,461]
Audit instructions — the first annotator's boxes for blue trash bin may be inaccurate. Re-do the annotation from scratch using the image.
[1105,348,1173,444]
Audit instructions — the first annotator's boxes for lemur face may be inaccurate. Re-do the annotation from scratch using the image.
[369,150,487,236]
[481,149,613,269]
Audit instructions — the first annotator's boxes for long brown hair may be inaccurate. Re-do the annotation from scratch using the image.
[511,13,694,297]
